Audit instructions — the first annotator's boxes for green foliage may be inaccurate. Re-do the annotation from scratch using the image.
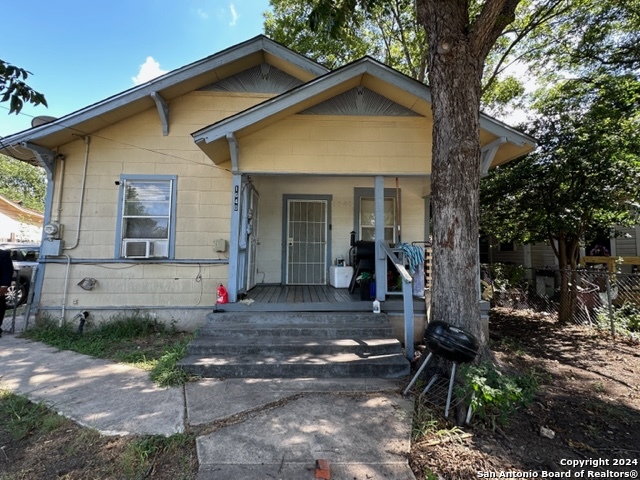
[411,401,464,442]
[266,0,541,107]
[23,313,193,386]
[597,301,640,335]
[265,0,428,81]
[459,363,539,427]
[487,263,529,292]
[411,401,439,441]
[0,390,66,440]
[0,59,47,114]
[122,433,195,478]
[521,0,640,80]
[149,339,194,387]
[0,154,46,212]
[481,74,640,268]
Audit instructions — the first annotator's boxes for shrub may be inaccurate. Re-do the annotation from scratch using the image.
[458,362,539,428]
[596,301,640,334]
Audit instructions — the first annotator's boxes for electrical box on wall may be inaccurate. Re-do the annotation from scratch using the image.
[214,239,227,252]
[41,239,64,257]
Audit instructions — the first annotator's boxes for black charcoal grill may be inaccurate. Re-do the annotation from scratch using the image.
[403,321,479,419]
[424,321,479,364]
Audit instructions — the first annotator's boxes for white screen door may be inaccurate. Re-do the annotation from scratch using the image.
[286,199,327,285]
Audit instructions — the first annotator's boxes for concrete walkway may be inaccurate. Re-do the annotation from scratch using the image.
[0,327,416,480]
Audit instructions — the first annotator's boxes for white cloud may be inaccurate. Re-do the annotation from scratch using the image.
[229,4,239,26]
[132,56,168,85]
[196,8,208,19]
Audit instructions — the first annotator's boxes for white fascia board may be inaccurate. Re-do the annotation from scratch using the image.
[479,114,536,148]
[1,36,327,147]
[193,58,432,144]
[261,38,329,77]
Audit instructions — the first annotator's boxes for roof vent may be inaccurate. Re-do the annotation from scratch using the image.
[31,116,57,128]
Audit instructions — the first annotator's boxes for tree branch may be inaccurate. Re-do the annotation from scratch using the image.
[470,0,520,61]
[481,0,569,93]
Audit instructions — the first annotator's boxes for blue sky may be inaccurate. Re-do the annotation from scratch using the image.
[0,0,272,137]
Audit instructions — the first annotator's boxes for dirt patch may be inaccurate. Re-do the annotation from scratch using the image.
[0,418,198,480]
[410,308,640,479]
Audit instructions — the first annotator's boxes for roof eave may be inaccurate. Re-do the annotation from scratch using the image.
[0,35,329,152]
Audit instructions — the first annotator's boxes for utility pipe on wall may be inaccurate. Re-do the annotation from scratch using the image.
[53,155,65,223]
[61,136,91,321]
[65,136,91,250]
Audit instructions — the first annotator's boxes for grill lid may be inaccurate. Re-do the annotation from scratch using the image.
[424,320,479,364]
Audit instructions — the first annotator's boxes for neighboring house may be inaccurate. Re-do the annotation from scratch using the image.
[0,194,43,243]
[608,226,640,270]
[484,226,640,273]
[481,236,558,271]
[0,36,535,330]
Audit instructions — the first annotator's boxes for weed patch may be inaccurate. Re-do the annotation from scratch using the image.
[0,390,66,440]
[458,362,539,428]
[22,312,193,387]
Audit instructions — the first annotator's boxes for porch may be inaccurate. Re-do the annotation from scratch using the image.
[219,283,429,314]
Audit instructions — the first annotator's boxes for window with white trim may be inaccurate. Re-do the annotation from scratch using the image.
[354,187,399,244]
[359,197,396,243]
[117,176,176,259]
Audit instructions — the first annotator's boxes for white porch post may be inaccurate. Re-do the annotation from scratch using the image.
[228,174,243,303]
[423,195,431,241]
[374,176,386,301]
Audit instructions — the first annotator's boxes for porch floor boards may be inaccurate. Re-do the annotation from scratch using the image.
[220,284,426,313]
[250,284,357,304]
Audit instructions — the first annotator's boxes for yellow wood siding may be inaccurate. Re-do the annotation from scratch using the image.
[238,116,431,175]
[39,92,270,325]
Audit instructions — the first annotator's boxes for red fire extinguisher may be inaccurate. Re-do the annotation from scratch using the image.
[217,284,229,304]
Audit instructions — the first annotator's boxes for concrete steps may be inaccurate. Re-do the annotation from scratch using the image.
[179,311,410,378]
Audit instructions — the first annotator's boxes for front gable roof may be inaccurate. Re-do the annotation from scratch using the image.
[0,35,328,162]
[192,56,536,167]
[192,57,433,163]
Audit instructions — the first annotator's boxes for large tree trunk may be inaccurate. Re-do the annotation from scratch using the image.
[411,0,520,424]
[557,236,580,323]
[418,0,519,359]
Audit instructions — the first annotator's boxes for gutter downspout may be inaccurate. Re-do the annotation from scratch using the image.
[19,142,58,321]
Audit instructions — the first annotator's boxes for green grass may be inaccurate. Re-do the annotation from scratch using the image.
[411,401,464,442]
[0,389,67,440]
[121,433,196,479]
[22,312,195,387]
[0,389,197,479]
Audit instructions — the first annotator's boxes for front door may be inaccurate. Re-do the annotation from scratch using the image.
[285,199,328,285]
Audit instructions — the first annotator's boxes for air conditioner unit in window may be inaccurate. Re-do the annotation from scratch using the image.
[123,239,169,259]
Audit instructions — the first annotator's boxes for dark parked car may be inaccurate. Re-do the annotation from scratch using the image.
[1,243,40,307]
